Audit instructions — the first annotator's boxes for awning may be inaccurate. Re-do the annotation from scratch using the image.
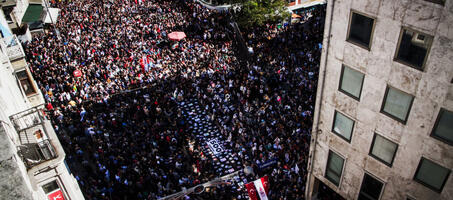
[22,4,44,23]
[44,8,60,24]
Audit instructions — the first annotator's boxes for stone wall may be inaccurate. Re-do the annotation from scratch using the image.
[308,0,453,199]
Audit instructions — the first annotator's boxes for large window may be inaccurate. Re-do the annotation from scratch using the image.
[339,65,365,100]
[325,150,345,186]
[332,111,355,142]
[414,158,451,193]
[347,11,375,49]
[358,173,384,200]
[381,86,414,124]
[431,109,453,145]
[395,28,433,70]
[16,70,37,96]
[369,134,398,166]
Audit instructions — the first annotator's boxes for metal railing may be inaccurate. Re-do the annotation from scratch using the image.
[1,35,25,61]
[9,105,46,132]
[17,139,57,169]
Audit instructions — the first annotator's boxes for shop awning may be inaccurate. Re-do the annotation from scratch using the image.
[44,8,60,24]
[22,4,43,23]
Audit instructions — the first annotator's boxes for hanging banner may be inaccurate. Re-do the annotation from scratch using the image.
[47,190,65,200]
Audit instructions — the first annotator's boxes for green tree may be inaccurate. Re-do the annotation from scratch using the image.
[230,0,290,27]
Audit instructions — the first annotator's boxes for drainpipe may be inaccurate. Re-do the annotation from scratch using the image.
[305,0,335,199]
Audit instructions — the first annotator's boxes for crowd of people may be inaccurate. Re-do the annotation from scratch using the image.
[24,0,326,199]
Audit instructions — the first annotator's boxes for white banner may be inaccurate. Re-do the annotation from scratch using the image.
[253,179,268,200]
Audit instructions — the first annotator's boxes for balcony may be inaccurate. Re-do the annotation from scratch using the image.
[18,139,57,169]
[10,106,60,169]
[2,35,25,61]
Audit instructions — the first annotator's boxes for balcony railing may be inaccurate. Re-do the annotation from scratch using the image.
[10,106,46,132]
[17,139,57,169]
[2,35,25,61]
[10,106,59,169]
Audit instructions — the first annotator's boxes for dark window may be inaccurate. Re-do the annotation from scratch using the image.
[380,86,414,124]
[16,70,37,96]
[431,109,453,145]
[358,174,384,200]
[369,134,398,166]
[42,180,59,194]
[2,6,14,23]
[347,12,375,49]
[395,28,433,70]
[414,158,451,192]
[424,0,446,5]
[325,150,345,186]
[339,65,365,100]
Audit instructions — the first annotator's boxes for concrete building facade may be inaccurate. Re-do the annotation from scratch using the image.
[0,2,84,200]
[306,0,453,199]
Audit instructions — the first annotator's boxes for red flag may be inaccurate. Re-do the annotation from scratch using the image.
[261,176,269,194]
[245,182,258,200]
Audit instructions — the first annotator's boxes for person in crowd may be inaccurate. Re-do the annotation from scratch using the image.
[25,0,326,199]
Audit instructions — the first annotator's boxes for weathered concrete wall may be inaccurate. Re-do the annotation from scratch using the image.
[0,125,33,200]
[308,0,453,199]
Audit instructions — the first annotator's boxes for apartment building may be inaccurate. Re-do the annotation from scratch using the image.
[306,0,452,199]
[0,2,83,200]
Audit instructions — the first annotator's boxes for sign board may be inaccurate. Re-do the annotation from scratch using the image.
[47,190,65,200]
[206,139,224,155]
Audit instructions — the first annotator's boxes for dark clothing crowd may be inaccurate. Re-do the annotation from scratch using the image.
[24,0,326,199]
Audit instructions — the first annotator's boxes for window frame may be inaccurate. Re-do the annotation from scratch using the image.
[339,65,365,101]
[346,10,377,50]
[393,27,433,71]
[413,157,451,193]
[325,149,346,187]
[15,69,38,96]
[40,178,69,200]
[368,133,399,167]
[430,108,453,145]
[358,172,385,200]
[380,86,415,124]
[331,110,355,143]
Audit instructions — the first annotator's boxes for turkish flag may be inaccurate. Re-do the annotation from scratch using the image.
[261,176,269,194]
[245,182,258,200]
[47,190,65,200]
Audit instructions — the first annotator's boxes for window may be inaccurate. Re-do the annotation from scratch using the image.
[325,150,345,186]
[347,11,375,49]
[395,28,433,70]
[424,0,446,5]
[414,158,451,192]
[431,109,453,145]
[358,173,384,200]
[42,181,59,194]
[369,134,398,166]
[2,6,14,23]
[381,87,414,124]
[16,70,37,96]
[42,180,66,200]
[332,111,355,142]
[339,65,365,100]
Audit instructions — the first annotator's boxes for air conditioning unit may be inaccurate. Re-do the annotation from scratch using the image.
[411,33,428,48]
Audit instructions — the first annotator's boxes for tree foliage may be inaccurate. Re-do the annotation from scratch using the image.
[230,0,290,28]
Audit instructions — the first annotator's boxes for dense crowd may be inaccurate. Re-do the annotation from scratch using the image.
[25,0,325,199]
